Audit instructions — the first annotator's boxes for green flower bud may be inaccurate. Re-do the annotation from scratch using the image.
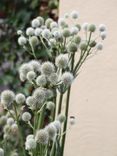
[62,28,71,37]
[80,42,87,51]
[68,43,77,52]
[88,24,96,32]
[75,24,81,31]
[29,36,39,47]
[89,40,97,47]
[74,36,81,44]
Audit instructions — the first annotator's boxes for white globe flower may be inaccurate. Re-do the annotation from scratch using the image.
[19,63,33,77]
[7,117,14,126]
[70,26,79,35]
[15,93,25,104]
[42,29,51,39]
[46,101,55,110]
[58,18,66,27]
[61,72,74,86]
[31,18,40,28]
[18,36,27,45]
[29,36,39,46]
[71,10,79,19]
[53,30,62,39]
[26,27,34,36]
[35,129,49,145]
[55,54,68,69]
[26,96,37,107]
[41,61,55,76]
[1,90,15,107]
[29,60,41,73]
[26,71,36,81]
[46,123,57,140]
[33,88,45,103]
[49,38,56,46]
[69,116,75,125]
[26,134,34,141]
[99,24,106,32]
[17,30,23,35]
[22,112,31,122]
[50,22,58,29]
[48,73,58,85]
[25,138,36,150]
[52,120,61,132]
[34,28,42,36]
[36,75,47,87]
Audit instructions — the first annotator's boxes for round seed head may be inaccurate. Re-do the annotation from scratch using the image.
[42,29,51,39]
[26,71,36,81]
[35,129,49,145]
[71,10,79,19]
[15,93,25,104]
[46,124,57,140]
[68,42,77,52]
[35,28,42,36]
[26,96,37,107]
[48,73,58,85]
[41,62,55,76]
[96,43,103,50]
[26,27,34,36]
[57,114,66,123]
[55,54,68,69]
[88,24,96,32]
[32,18,40,28]
[25,138,36,150]
[29,60,41,73]
[62,28,71,37]
[80,42,87,51]
[36,75,47,87]
[74,35,81,44]
[33,88,45,103]
[29,36,39,46]
[22,112,31,122]
[18,36,27,45]
[61,72,74,86]
[99,24,106,32]
[46,101,55,110]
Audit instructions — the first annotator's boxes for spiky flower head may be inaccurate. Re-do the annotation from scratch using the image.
[58,18,66,27]
[26,27,34,36]
[48,73,58,85]
[45,18,53,28]
[26,71,36,81]
[44,89,54,100]
[1,90,15,107]
[35,28,42,36]
[62,28,71,37]
[25,138,36,150]
[41,62,55,76]
[46,124,57,140]
[42,29,51,39]
[57,114,66,123]
[7,117,14,126]
[18,36,27,46]
[61,72,74,86]
[22,112,31,122]
[26,96,37,107]
[0,148,4,156]
[29,60,41,73]
[29,36,39,46]
[31,18,40,28]
[55,54,68,69]
[19,63,33,78]
[74,35,81,44]
[35,129,49,145]
[36,75,47,87]
[68,42,78,52]
[33,88,45,104]
[46,101,55,111]
[15,93,25,104]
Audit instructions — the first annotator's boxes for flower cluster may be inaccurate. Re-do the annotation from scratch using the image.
[0,10,107,156]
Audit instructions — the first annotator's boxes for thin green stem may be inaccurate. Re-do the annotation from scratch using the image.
[57,93,63,115]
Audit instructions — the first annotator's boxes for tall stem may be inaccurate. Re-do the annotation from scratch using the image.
[57,93,63,115]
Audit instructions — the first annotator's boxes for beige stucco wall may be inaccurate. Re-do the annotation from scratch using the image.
[60,0,117,156]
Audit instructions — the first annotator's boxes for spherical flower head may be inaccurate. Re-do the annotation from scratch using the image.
[53,30,62,40]
[96,42,103,50]
[1,90,15,107]
[19,73,26,82]
[58,18,66,27]
[7,117,14,126]
[82,23,89,31]
[42,29,51,39]
[48,73,58,85]
[100,31,107,40]
[19,63,33,77]
[26,134,34,141]
[0,116,7,126]
[25,138,36,150]
[17,30,23,35]
[36,75,47,87]
[18,36,27,46]
[31,18,40,28]
[62,28,71,37]
[44,89,54,100]
[61,72,74,86]
[80,42,87,51]
[49,38,56,47]
[89,40,97,48]
[15,93,25,104]
[74,35,81,44]
[0,148,4,156]
[50,22,58,29]
[71,10,79,19]
[70,26,79,35]
[55,54,68,69]
[41,61,55,76]
[57,114,66,123]
[11,123,18,134]
[26,71,36,81]
[46,124,57,140]
[45,18,53,28]
[22,112,31,122]
[53,120,61,132]
[35,129,49,145]
[29,36,39,47]
[26,27,34,36]
[26,96,37,107]
[33,88,45,103]
[68,42,77,52]
[46,101,55,111]
[99,24,106,32]
[37,16,44,26]
[34,28,42,36]
[64,13,69,18]
[29,60,41,73]
[88,24,96,32]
